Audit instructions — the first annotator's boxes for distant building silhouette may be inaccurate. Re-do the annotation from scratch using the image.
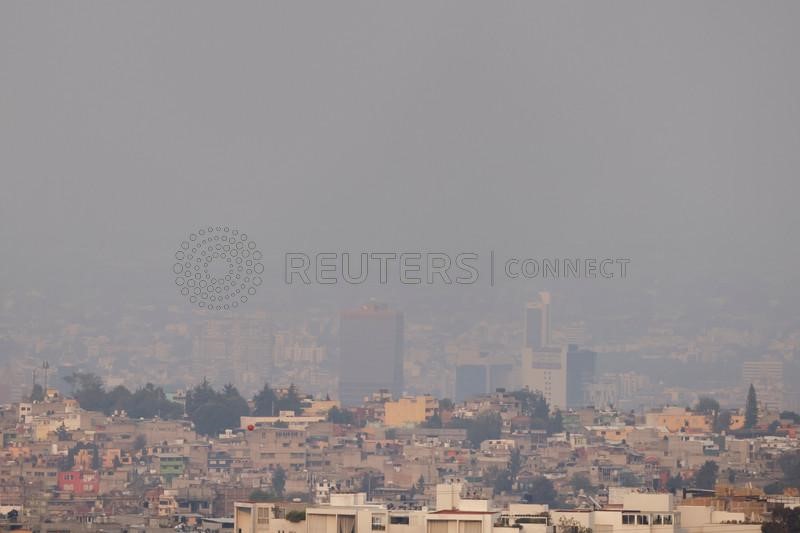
[566,344,596,408]
[524,291,551,350]
[521,293,595,409]
[522,345,566,409]
[339,303,404,406]
[454,350,515,403]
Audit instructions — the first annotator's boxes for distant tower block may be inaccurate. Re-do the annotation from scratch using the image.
[524,291,551,349]
[339,303,404,406]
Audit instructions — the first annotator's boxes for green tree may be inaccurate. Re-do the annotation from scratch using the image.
[619,471,640,487]
[186,381,249,436]
[127,383,182,419]
[29,383,45,402]
[56,423,70,441]
[416,475,425,493]
[763,482,786,495]
[192,401,232,436]
[761,506,800,533]
[509,389,550,430]
[249,489,275,502]
[694,461,719,490]
[272,465,287,497]
[276,384,303,414]
[185,378,217,417]
[253,383,278,416]
[327,406,355,425]
[745,384,758,429]
[509,448,523,482]
[461,412,502,448]
[422,412,443,428]
[570,473,595,495]
[132,434,147,451]
[715,409,732,433]
[694,396,720,415]
[62,373,181,419]
[65,372,108,412]
[487,467,513,494]
[547,410,564,435]
[286,510,306,523]
[107,385,133,413]
[695,396,721,431]
[666,475,685,492]
[523,476,557,505]
[62,442,100,472]
[222,383,250,417]
[557,517,593,533]
[778,451,800,485]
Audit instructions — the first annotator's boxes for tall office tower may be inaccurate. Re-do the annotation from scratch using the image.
[565,344,596,408]
[522,345,566,409]
[524,291,551,349]
[339,303,404,406]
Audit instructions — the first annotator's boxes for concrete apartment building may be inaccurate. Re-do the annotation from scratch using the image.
[384,396,438,427]
[245,426,307,471]
[644,408,713,434]
[296,483,762,533]
[234,502,307,533]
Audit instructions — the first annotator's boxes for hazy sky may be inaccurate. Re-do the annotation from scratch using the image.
[2,2,799,301]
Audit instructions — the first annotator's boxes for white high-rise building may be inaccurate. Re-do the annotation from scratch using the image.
[523,291,551,350]
[522,345,566,409]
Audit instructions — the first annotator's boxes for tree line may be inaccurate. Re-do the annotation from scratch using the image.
[59,375,564,442]
[59,372,307,436]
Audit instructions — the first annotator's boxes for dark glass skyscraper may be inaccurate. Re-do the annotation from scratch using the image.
[565,344,597,408]
[338,303,404,406]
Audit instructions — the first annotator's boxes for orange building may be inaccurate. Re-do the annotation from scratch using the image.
[645,407,712,433]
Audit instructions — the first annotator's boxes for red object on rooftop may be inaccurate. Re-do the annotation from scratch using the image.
[247,424,255,431]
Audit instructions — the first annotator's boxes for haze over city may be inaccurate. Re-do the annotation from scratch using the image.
[2,2,800,532]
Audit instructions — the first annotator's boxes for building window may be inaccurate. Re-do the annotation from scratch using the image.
[389,516,409,525]
[622,514,635,525]
[636,515,649,525]
[257,507,270,525]
[371,515,385,530]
